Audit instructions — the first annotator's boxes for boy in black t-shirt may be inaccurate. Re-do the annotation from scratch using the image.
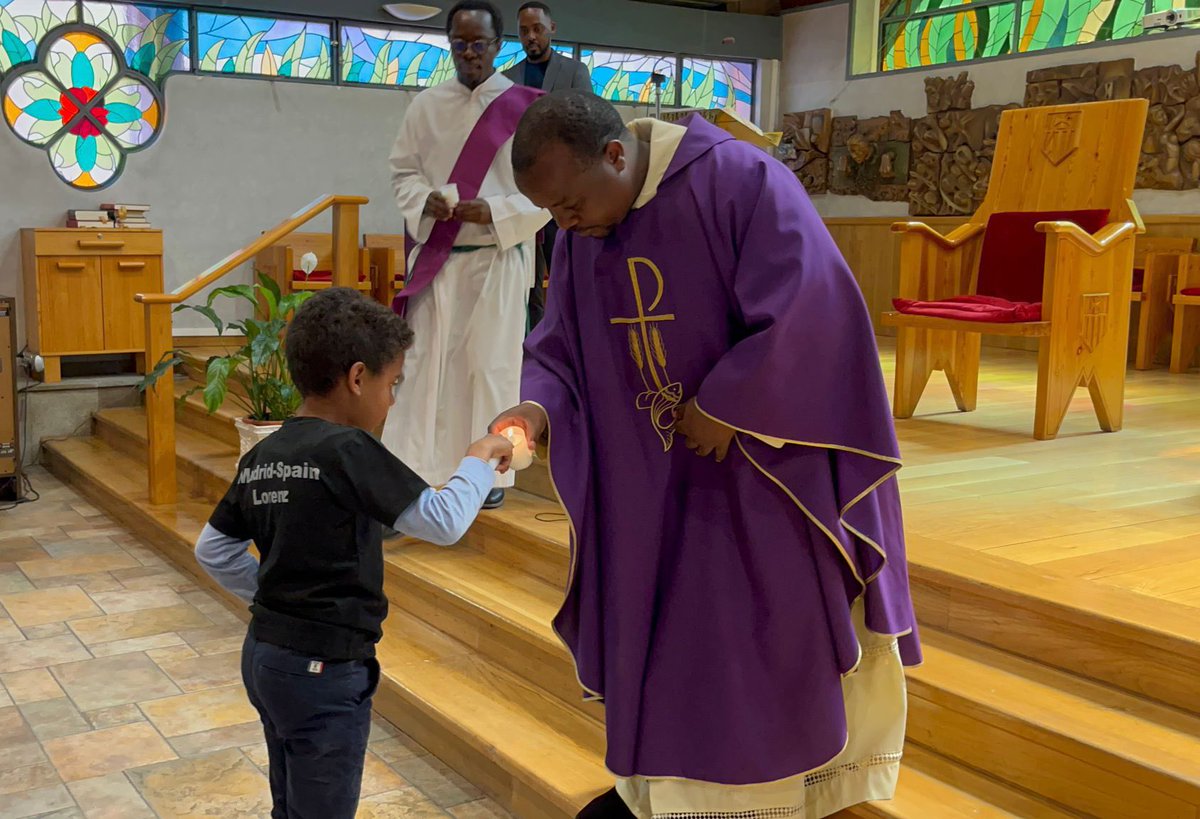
[195,288,512,819]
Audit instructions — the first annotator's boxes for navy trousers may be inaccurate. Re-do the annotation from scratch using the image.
[241,630,380,819]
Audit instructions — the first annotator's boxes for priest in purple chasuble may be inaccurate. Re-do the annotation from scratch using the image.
[383,0,548,509]
[491,91,922,819]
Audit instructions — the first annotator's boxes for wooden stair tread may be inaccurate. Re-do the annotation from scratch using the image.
[915,629,1200,799]
[98,406,238,468]
[386,540,562,645]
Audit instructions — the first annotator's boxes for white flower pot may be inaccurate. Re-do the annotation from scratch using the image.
[234,417,283,459]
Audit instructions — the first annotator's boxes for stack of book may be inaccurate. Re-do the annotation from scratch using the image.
[64,203,152,229]
[65,209,114,229]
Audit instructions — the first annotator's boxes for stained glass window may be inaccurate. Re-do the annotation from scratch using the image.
[581,48,678,106]
[197,12,331,80]
[81,2,189,85]
[681,57,755,120]
[0,0,77,73]
[879,0,1178,70]
[3,27,161,188]
[341,26,453,87]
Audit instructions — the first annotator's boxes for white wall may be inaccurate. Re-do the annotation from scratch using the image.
[781,2,1200,216]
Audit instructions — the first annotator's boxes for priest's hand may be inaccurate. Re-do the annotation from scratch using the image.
[454,199,493,225]
[490,402,548,447]
[673,399,735,462]
[424,191,453,221]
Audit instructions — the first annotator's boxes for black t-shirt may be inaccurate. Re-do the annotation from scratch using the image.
[524,58,549,89]
[208,416,427,660]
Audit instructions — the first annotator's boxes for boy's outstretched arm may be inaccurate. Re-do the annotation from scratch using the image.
[393,456,495,546]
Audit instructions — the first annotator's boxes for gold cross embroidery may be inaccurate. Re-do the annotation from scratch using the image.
[610,257,684,451]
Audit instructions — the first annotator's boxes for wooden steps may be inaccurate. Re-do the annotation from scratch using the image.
[40,400,1200,818]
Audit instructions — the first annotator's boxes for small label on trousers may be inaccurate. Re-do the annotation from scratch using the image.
[307,661,324,674]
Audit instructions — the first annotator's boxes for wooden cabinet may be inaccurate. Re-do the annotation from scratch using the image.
[21,228,164,383]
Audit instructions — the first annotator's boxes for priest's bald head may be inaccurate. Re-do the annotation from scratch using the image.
[512,90,649,239]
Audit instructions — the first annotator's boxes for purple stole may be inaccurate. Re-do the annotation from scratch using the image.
[392,83,543,315]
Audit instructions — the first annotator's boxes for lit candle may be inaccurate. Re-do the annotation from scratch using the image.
[499,425,534,471]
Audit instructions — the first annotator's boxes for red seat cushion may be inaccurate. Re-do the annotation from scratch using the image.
[1132,268,1145,292]
[291,269,367,283]
[976,209,1111,303]
[1182,287,1200,296]
[892,295,1042,323]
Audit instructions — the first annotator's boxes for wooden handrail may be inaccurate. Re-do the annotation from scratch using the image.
[138,193,368,505]
[135,195,369,305]
[891,221,986,249]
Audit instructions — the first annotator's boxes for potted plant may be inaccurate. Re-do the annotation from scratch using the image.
[140,272,312,458]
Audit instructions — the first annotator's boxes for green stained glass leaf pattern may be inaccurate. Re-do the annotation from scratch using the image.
[0,1,76,72]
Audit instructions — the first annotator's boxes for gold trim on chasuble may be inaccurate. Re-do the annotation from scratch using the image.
[610,257,684,451]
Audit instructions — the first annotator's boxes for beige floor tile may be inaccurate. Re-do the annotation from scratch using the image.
[32,573,124,594]
[111,566,197,592]
[127,747,271,818]
[154,648,242,692]
[68,772,156,819]
[392,755,482,809]
[1,668,65,704]
[145,644,198,665]
[448,799,511,819]
[87,589,186,615]
[83,703,146,731]
[0,620,24,645]
[0,587,101,628]
[0,635,90,674]
[43,722,177,782]
[139,684,258,737]
[0,784,75,819]
[0,539,50,563]
[356,788,452,819]
[240,742,269,771]
[88,632,186,658]
[19,697,91,741]
[53,653,181,712]
[0,761,61,797]
[0,572,34,595]
[38,538,126,560]
[20,623,70,640]
[370,734,429,765]
[0,706,49,774]
[68,605,210,647]
[169,722,265,758]
[361,751,408,798]
[18,553,141,580]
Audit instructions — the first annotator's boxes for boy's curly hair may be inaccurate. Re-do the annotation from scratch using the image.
[286,288,414,397]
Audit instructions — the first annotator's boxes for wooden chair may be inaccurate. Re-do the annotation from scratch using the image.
[254,232,373,299]
[1132,237,1195,370]
[1170,254,1200,372]
[881,99,1148,440]
[363,233,410,308]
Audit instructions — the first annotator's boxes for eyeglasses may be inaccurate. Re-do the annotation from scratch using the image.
[450,38,498,55]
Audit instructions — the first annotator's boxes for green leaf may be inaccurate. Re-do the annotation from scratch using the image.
[207,283,258,309]
[144,12,174,56]
[150,39,187,82]
[200,39,225,72]
[235,31,266,74]
[428,51,455,87]
[281,30,307,78]
[314,38,330,79]
[116,24,144,50]
[1,29,30,69]
[257,273,281,316]
[602,69,629,102]
[137,351,184,393]
[372,41,393,85]
[204,357,234,413]
[250,332,281,370]
[176,304,225,335]
[129,43,155,76]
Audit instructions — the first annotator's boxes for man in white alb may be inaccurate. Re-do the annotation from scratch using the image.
[385,0,547,509]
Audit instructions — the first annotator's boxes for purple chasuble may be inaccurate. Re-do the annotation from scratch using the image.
[392,83,543,315]
[521,116,922,785]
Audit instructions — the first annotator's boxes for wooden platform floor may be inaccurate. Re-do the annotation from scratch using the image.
[877,340,1200,611]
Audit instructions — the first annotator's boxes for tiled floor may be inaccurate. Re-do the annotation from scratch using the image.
[0,467,512,819]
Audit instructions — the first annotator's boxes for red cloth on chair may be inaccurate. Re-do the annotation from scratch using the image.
[1182,287,1200,296]
[291,269,367,283]
[975,209,1111,303]
[893,295,1042,323]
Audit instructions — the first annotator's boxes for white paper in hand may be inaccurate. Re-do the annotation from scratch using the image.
[438,183,460,210]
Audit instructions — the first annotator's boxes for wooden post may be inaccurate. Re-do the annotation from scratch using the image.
[144,302,177,505]
[332,202,360,289]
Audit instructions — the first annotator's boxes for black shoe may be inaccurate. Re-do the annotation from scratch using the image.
[576,788,635,819]
[483,488,505,509]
